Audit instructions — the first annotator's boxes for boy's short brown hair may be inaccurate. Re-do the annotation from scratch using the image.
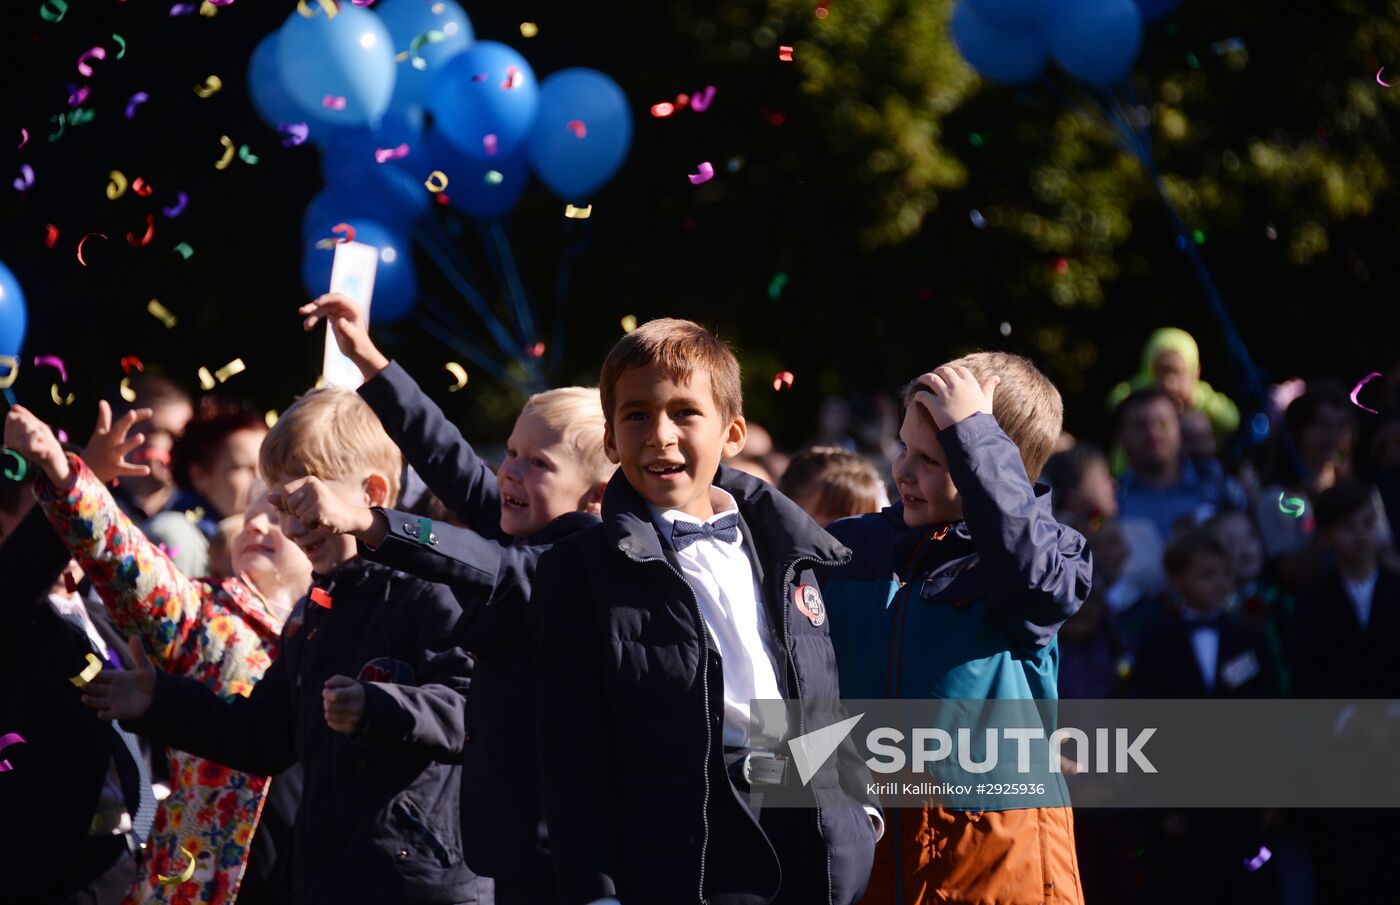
[520,386,617,485]
[1163,529,1229,576]
[779,446,886,522]
[260,388,403,503]
[599,318,743,427]
[1314,478,1376,533]
[900,351,1063,481]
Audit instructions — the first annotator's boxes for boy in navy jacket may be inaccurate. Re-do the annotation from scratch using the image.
[83,388,486,905]
[532,318,879,905]
[297,293,615,904]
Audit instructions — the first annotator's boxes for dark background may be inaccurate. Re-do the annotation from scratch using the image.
[3,1,1398,452]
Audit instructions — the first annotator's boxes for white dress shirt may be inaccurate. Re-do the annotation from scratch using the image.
[649,488,787,747]
[1344,570,1378,632]
[1180,607,1221,693]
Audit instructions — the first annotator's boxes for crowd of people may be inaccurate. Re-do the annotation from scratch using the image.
[1,312,1392,905]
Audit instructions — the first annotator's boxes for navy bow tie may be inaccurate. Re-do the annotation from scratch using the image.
[670,512,741,551]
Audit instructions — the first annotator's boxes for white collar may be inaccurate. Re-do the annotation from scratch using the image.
[648,487,739,546]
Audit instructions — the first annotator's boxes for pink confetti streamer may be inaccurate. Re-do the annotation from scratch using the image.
[567,119,587,139]
[33,355,68,384]
[687,161,715,185]
[0,732,26,772]
[125,91,149,119]
[690,85,716,113]
[471,72,488,82]
[1350,372,1383,414]
[68,84,90,107]
[322,95,347,110]
[17,128,27,149]
[502,66,522,90]
[373,143,410,163]
[162,190,188,218]
[77,46,107,78]
[483,133,498,156]
[13,165,34,192]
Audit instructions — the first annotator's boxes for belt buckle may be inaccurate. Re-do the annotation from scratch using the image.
[742,750,779,787]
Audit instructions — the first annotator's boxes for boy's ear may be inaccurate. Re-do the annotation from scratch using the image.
[362,473,390,508]
[603,422,621,465]
[722,416,748,460]
[585,479,607,516]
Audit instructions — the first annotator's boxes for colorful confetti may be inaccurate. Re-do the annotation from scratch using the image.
[238,144,259,165]
[502,67,523,90]
[77,46,106,78]
[424,170,448,192]
[173,242,194,260]
[68,652,102,687]
[127,214,155,247]
[527,342,546,359]
[687,161,715,185]
[778,45,795,61]
[767,272,790,299]
[13,165,34,192]
[51,383,76,407]
[68,84,90,107]
[397,30,446,71]
[214,358,246,383]
[519,21,539,38]
[563,203,592,219]
[76,232,107,266]
[296,0,339,18]
[1,450,26,482]
[483,133,498,156]
[162,191,189,218]
[773,371,795,391]
[690,85,716,113]
[0,732,26,772]
[197,367,216,391]
[131,177,154,197]
[1278,491,1306,519]
[332,222,355,244]
[17,128,27,149]
[147,299,178,328]
[1243,846,1272,872]
[0,355,17,389]
[279,122,309,147]
[39,0,68,23]
[214,135,235,170]
[374,143,410,163]
[322,95,347,111]
[121,355,145,373]
[157,846,197,885]
[310,587,333,608]
[193,75,223,98]
[445,361,468,391]
[567,119,587,139]
[112,33,127,59]
[650,101,675,118]
[33,355,68,384]
[1378,68,1393,89]
[169,3,196,15]
[106,170,128,200]
[44,224,59,248]
[484,170,503,185]
[620,315,638,333]
[1350,371,1382,414]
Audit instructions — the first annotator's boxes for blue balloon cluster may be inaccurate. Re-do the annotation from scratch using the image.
[0,261,26,359]
[248,0,633,324]
[951,0,1170,86]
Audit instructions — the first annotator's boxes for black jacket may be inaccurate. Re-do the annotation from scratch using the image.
[364,506,599,882]
[1294,567,1400,698]
[0,508,150,901]
[133,558,480,905]
[1131,606,1277,698]
[532,467,877,905]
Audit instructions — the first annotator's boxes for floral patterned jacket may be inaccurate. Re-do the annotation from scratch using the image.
[37,455,288,905]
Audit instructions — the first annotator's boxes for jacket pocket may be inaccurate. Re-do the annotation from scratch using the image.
[388,793,456,869]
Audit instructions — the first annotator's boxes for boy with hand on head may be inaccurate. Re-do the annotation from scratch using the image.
[82,388,489,905]
[819,353,1093,905]
[295,293,615,904]
[532,318,879,905]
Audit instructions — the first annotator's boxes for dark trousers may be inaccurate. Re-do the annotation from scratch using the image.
[707,752,823,905]
[56,838,137,905]
[493,875,556,905]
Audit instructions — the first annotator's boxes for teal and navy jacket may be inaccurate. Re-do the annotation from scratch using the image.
[819,414,1093,808]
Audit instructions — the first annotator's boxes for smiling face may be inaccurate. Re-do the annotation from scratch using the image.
[234,492,312,590]
[270,469,385,575]
[497,410,603,537]
[892,405,963,527]
[606,365,746,520]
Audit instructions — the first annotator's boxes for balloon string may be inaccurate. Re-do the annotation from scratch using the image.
[483,221,539,351]
[413,303,526,390]
[412,221,537,372]
[550,221,592,378]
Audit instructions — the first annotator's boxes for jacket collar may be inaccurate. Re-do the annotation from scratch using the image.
[526,510,601,546]
[604,465,850,568]
[880,482,1056,563]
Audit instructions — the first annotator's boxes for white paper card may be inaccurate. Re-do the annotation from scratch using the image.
[321,241,379,390]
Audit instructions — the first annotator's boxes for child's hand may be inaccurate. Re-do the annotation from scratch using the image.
[4,405,71,485]
[268,475,375,537]
[83,400,154,485]
[299,293,390,381]
[912,366,1001,431]
[322,675,366,734]
[82,636,156,721]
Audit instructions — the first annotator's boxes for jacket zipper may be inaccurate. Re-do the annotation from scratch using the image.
[783,556,848,905]
[625,551,714,905]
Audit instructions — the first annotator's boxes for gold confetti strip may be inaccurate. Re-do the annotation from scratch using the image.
[519,22,539,38]
[296,0,339,19]
[424,170,448,193]
[51,383,76,406]
[264,410,279,428]
[214,358,246,383]
[193,75,222,98]
[106,170,128,200]
[157,846,197,884]
[0,355,18,389]
[444,361,468,392]
[184,506,205,524]
[197,367,216,391]
[147,299,178,328]
[68,652,102,687]
[198,0,220,16]
[620,315,638,333]
[564,203,592,220]
[119,376,137,402]
[214,135,235,170]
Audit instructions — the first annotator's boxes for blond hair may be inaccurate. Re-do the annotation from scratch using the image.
[901,351,1063,481]
[520,386,616,484]
[599,318,743,427]
[260,388,403,503]
[779,446,885,522]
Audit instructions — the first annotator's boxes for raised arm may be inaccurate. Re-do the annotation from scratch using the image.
[300,293,504,537]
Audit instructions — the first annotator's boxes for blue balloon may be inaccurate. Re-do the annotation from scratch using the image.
[375,0,474,115]
[1133,0,1181,23]
[527,68,633,200]
[301,221,417,325]
[951,2,1050,84]
[431,42,539,162]
[0,261,27,358]
[248,31,305,130]
[1048,0,1143,85]
[427,129,530,220]
[302,174,429,243]
[968,0,1051,28]
[276,6,395,127]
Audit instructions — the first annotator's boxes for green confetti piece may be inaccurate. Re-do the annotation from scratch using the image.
[67,108,95,126]
[2,449,27,482]
[47,113,65,142]
[112,33,126,59]
[767,272,789,300]
[484,170,503,185]
[407,30,446,70]
[238,144,259,165]
[38,0,67,23]
[173,242,194,260]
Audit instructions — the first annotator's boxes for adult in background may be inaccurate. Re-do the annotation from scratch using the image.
[1108,327,1241,443]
